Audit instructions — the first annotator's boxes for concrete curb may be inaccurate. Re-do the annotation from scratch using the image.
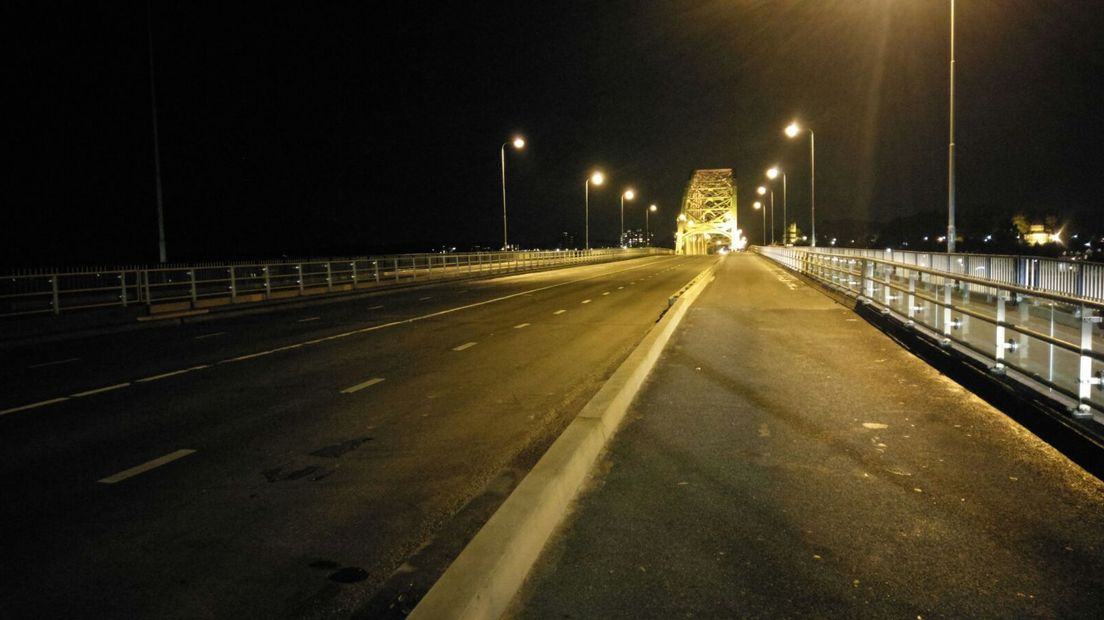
[408,260,718,620]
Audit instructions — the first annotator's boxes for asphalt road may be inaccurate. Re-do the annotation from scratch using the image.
[509,253,1104,619]
[0,255,714,618]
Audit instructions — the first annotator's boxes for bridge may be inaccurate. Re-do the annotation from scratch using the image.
[675,168,743,255]
[1,249,1101,618]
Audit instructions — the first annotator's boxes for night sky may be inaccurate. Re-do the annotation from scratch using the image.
[6,1,1104,266]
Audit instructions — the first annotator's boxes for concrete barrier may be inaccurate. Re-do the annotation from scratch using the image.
[408,261,717,620]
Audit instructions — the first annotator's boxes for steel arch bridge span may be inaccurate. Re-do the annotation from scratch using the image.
[675,169,744,255]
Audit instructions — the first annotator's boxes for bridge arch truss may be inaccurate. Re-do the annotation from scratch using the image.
[675,168,743,255]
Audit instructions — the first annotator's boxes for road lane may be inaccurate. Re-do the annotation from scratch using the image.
[0,255,714,618]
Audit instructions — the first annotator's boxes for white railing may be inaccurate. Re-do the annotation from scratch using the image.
[757,246,1104,424]
[1,248,671,319]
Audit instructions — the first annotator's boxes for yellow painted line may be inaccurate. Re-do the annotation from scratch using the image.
[341,377,386,394]
[72,383,131,398]
[452,342,478,351]
[98,449,196,484]
[0,397,70,417]
[136,365,210,383]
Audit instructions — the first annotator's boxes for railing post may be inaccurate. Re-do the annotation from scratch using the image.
[51,272,60,315]
[229,267,237,302]
[942,281,955,343]
[993,293,1007,372]
[326,262,333,292]
[374,260,380,283]
[907,274,917,322]
[119,272,128,307]
[394,258,400,282]
[351,262,358,290]
[263,267,272,299]
[297,264,304,294]
[862,260,874,300]
[145,270,153,304]
[1075,305,1100,417]
[190,270,197,304]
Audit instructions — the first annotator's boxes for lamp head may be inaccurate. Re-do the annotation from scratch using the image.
[590,171,604,185]
[757,186,767,196]
[623,189,635,200]
[753,201,762,210]
[649,204,657,212]
[785,122,801,138]
[512,137,526,149]
[766,167,779,179]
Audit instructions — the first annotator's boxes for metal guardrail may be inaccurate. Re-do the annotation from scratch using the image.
[0,248,671,319]
[798,246,1104,303]
[757,246,1104,424]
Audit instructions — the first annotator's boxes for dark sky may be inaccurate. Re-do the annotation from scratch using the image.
[6,1,1104,265]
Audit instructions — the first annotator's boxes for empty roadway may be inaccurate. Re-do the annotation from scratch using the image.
[0,254,713,618]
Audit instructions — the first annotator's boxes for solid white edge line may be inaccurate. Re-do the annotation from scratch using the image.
[72,383,131,398]
[341,377,386,394]
[0,397,70,417]
[136,365,210,383]
[28,357,80,369]
[98,449,197,484]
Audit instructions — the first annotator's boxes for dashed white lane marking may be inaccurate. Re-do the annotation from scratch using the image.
[602,291,610,296]
[554,309,566,315]
[72,383,131,398]
[581,299,592,304]
[514,323,531,329]
[617,286,624,290]
[136,365,210,383]
[368,305,385,310]
[419,296,433,301]
[28,357,80,369]
[0,397,70,417]
[98,449,196,484]
[297,316,321,323]
[194,332,225,340]
[452,342,478,351]
[341,377,386,394]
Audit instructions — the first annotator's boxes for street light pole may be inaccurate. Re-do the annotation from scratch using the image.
[146,0,166,263]
[646,204,657,246]
[754,201,765,246]
[785,122,816,247]
[585,171,604,250]
[757,186,772,244]
[500,136,525,250]
[620,188,634,246]
[947,0,957,254]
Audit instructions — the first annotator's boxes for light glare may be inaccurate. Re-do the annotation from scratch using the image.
[624,189,635,200]
[766,167,779,179]
[591,171,604,185]
[512,137,525,149]
[757,186,766,195]
[785,122,800,138]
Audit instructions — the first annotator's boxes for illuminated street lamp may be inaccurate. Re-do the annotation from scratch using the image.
[753,201,765,246]
[767,166,787,244]
[585,171,605,250]
[500,136,526,250]
[620,188,635,246]
[785,121,816,247]
[757,185,774,245]
[646,204,657,246]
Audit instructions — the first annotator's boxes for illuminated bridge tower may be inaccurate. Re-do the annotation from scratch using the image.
[675,168,742,255]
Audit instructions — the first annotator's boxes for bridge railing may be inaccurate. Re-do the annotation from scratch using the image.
[1,248,670,319]
[756,246,1104,424]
